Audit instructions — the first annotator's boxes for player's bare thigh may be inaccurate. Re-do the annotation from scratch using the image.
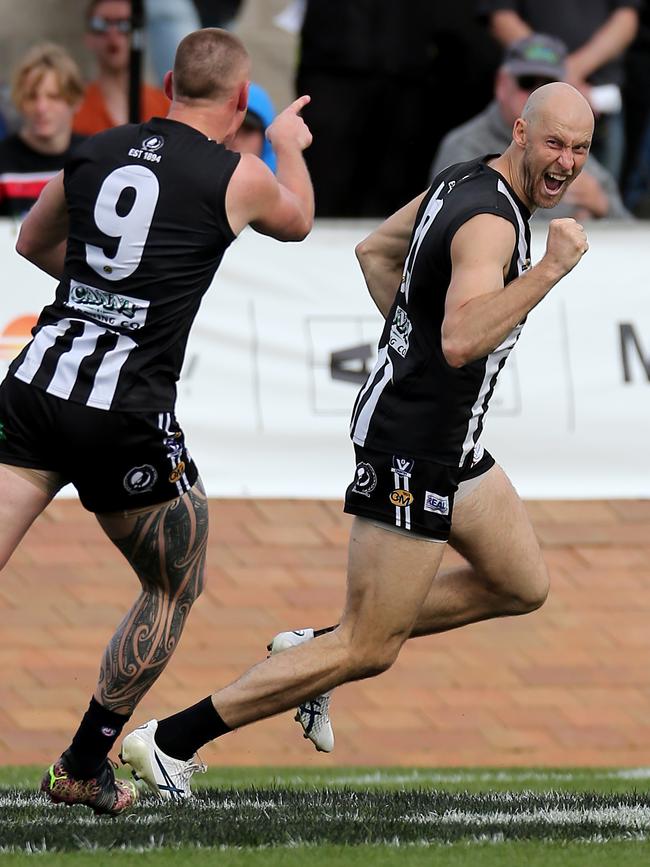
[449,463,549,611]
[338,516,447,670]
[0,464,65,569]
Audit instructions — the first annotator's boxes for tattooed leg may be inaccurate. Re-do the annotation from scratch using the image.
[94,479,209,716]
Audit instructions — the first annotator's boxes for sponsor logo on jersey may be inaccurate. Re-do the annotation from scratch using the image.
[424,491,449,516]
[67,280,150,330]
[124,464,158,494]
[389,306,412,358]
[392,456,414,477]
[101,726,117,737]
[142,135,164,151]
[390,489,413,507]
[351,461,377,497]
[169,460,186,483]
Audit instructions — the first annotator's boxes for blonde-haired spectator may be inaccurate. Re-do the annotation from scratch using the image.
[0,43,85,217]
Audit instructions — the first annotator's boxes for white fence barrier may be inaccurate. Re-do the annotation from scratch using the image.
[1,219,648,498]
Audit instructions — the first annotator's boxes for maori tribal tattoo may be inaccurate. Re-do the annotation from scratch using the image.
[95,480,208,715]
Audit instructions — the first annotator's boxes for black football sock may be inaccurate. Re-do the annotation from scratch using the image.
[155,696,231,761]
[64,697,130,778]
[314,625,338,637]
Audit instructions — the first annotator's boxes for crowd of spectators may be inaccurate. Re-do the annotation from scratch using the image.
[0,0,648,220]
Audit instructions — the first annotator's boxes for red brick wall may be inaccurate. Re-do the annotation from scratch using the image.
[1,499,649,767]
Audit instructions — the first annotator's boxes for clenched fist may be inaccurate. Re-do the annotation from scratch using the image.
[543,218,589,277]
[266,95,313,153]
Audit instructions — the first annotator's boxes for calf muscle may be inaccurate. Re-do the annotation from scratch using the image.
[95,481,209,714]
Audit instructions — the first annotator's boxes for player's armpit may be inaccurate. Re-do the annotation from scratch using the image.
[225,153,313,242]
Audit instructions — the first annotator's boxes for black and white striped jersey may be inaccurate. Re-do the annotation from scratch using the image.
[350,157,531,467]
[10,117,240,412]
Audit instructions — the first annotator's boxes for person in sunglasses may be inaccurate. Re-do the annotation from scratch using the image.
[430,34,629,221]
[73,0,169,136]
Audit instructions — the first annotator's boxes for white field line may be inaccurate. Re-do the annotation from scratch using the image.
[287,768,650,786]
[401,805,650,828]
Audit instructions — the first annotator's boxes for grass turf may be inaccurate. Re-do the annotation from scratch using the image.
[1,767,650,862]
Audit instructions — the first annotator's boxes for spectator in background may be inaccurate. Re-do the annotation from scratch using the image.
[431,35,630,221]
[0,43,84,218]
[230,82,277,171]
[478,0,641,182]
[144,0,201,85]
[73,0,168,135]
[623,2,650,215]
[194,0,243,29]
[296,0,438,217]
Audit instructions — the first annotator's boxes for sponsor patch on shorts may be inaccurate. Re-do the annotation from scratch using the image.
[389,488,414,507]
[424,491,449,515]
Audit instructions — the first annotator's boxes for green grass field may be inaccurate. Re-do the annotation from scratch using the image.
[2,766,650,865]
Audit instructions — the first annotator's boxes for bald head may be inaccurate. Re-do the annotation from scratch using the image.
[173,28,250,103]
[522,81,594,136]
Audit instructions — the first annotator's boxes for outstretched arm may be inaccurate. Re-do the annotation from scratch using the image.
[442,214,588,367]
[355,192,426,318]
[15,172,68,279]
[225,95,314,242]
[488,9,533,46]
[566,7,639,83]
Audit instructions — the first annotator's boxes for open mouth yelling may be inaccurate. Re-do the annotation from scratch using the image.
[543,172,569,196]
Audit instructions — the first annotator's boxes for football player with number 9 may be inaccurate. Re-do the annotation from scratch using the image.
[0,27,314,814]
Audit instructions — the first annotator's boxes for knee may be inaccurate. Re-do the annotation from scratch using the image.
[340,633,404,681]
[507,565,549,615]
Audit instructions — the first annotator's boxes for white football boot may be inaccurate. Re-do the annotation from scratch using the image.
[120,719,206,800]
[268,629,335,753]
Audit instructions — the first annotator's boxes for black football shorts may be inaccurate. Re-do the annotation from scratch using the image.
[344,443,495,541]
[0,375,198,513]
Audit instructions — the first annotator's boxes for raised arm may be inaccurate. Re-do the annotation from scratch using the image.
[354,192,427,318]
[566,7,639,83]
[488,9,533,46]
[225,95,314,242]
[15,171,68,279]
[442,213,588,367]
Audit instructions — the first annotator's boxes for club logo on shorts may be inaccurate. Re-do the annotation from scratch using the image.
[390,489,414,507]
[424,491,449,516]
[352,462,377,497]
[169,461,186,483]
[123,464,158,495]
[392,456,414,477]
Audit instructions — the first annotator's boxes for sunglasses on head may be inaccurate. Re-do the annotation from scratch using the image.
[517,75,555,92]
[88,15,132,34]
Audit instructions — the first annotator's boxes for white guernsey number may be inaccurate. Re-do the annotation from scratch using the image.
[86,164,160,282]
